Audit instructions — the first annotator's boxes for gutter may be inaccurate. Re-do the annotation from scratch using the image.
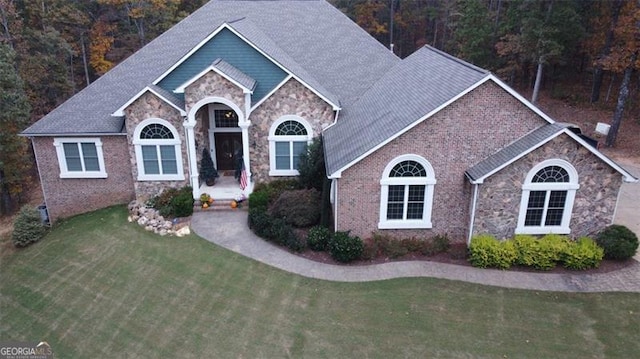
[19,132,128,137]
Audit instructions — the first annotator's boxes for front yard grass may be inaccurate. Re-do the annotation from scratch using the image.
[1,206,638,358]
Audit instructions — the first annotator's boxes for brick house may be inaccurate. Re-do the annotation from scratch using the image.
[22,0,636,243]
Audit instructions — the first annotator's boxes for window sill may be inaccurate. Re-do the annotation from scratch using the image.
[60,172,108,179]
[378,220,432,230]
[269,170,299,177]
[137,174,185,181]
[515,226,570,235]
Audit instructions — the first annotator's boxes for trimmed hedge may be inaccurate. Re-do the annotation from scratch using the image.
[330,231,363,263]
[307,225,332,251]
[471,233,605,270]
[596,224,639,260]
[147,186,193,218]
[562,237,604,270]
[468,234,517,269]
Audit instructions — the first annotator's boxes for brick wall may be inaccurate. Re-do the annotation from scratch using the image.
[336,81,548,242]
[473,134,622,239]
[32,136,135,223]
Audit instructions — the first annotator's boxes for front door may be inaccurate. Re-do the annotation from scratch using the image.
[214,133,242,171]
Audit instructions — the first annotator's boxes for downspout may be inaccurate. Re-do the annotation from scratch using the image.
[333,179,338,232]
[467,182,479,246]
[31,137,51,225]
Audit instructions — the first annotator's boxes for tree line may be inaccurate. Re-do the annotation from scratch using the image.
[1,0,638,215]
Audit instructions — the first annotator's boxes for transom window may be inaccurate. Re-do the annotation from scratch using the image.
[53,138,107,178]
[516,159,579,235]
[268,116,313,176]
[214,109,239,128]
[133,119,185,181]
[379,155,436,229]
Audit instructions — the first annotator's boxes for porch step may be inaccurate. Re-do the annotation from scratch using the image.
[194,199,247,212]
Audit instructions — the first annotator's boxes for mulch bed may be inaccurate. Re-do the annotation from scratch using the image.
[295,242,636,274]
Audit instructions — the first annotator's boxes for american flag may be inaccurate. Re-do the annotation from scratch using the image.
[239,161,248,190]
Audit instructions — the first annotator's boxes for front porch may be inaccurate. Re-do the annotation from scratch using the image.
[199,174,245,201]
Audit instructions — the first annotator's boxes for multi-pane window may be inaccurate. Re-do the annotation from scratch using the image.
[54,138,107,178]
[214,110,239,128]
[269,117,312,176]
[517,160,579,234]
[379,156,436,229]
[133,119,184,181]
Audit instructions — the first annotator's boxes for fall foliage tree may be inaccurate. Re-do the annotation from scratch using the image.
[0,43,32,215]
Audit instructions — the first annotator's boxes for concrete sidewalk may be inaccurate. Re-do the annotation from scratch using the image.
[191,211,640,293]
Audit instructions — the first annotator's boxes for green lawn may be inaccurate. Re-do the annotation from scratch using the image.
[1,206,638,358]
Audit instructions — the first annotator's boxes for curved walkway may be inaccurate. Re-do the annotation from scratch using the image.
[191,211,640,293]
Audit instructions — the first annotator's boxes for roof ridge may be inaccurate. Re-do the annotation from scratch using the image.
[420,45,489,75]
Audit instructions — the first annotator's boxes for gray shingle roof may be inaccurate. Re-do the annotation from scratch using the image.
[324,46,489,175]
[148,84,186,111]
[465,122,571,182]
[22,0,397,135]
[211,58,256,92]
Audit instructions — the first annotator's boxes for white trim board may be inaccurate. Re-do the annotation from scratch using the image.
[112,86,186,117]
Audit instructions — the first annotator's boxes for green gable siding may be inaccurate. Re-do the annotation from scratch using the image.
[157,28,287,103]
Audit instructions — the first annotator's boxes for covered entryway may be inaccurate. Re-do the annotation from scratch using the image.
[185,97,252,200]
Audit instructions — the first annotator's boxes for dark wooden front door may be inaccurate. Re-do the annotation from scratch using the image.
[214,133,242,171]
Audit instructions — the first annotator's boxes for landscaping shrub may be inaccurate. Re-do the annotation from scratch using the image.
[307,225,332,251]
[562,237,604,270]
[269,188,321,228]
[248,208,274,239]
[12,206,48,247]
[596,224,639,260]
[469,234,516,269]
[330,231,363,263]
[148,186,193,218]
[513,234,569,270]
[421,234,451,256]
[270,218,304,251]
[248,190,270,211]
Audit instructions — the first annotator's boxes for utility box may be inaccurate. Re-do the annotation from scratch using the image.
[37,204,49,225]
[595,122,610,135]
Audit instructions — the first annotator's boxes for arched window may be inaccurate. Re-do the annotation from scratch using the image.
[268,116,313,176]
[133,119,184,181]
[379,155,436,229]
[516,159,579,234]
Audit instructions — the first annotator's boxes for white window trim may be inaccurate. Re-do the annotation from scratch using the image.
[516,159,579,235]
[53,137,107,179]
[378,154,436,229]
[268,115,313,176]
[133,118,185,181]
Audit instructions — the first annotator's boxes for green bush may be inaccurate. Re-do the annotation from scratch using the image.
[248,190,270,211]
[596,224,639,260]
[307,225,332,251]
[513,234,569,270]
[269,189,321,228]
[270,218,304,252]
[562,237,604,270]
[330,231,363,263]
[12,206,48,248]
[248,208,274,239]
[149,186,193,218]
[468,234,516,269]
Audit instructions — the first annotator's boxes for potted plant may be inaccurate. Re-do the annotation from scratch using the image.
[200,148,219,186]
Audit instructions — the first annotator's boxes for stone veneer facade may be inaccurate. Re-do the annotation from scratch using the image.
[32,136,135,223]
[124,91,189,200]
[473,134,622,239]
[336,81,549,241]
[249,79,334,183]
